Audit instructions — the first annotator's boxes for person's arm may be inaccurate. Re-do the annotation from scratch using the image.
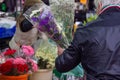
[55,31,83,73]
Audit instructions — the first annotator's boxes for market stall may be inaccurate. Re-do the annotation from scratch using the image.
[0,0,23,51]
[0,17,16,51]
[0,0,96,80]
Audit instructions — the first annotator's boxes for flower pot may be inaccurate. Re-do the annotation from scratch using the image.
[30,69,53,80]
[0,74,28,80]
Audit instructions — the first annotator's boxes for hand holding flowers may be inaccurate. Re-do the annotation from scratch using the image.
[23,3,69,48]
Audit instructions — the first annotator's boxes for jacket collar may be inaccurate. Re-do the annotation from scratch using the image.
[99,5,120,17]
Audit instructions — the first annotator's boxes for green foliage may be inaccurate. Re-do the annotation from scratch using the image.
[83,14,98,25]
[50,0,74,42]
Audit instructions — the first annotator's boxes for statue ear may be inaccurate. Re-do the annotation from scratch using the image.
[20,19,33,32]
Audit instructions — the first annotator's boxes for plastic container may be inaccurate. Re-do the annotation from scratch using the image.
[0,74,28,80]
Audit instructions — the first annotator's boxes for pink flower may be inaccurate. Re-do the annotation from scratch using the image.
[0,48,37,76]
[22,45,34,57]
[32,62,38,72]
[6,58,14,62]
[13,58,26,65]
[28,59,38,72]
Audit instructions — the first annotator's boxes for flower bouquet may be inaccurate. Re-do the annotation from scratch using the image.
[23,3,69,48]
[50,0,74,42]
[0,45,38,80]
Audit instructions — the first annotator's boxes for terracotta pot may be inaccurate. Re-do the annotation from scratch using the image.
[0,74,28,80]
[30,69,53,80]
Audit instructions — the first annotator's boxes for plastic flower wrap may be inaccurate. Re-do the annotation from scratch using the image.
[23,3,69,48]
[50,0,74,42]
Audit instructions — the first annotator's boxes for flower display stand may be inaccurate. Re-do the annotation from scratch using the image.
[0,74,28,80]
[30,69,53,80]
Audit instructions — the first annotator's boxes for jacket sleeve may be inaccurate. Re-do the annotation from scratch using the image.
[55,30,83,73]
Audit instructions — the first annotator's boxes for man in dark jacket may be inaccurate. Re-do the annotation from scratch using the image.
[55,0,120,80]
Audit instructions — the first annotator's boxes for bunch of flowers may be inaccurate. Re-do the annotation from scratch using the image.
[50,0,74,42]
[35,39,57,69]
[0,45,38,76]
[23,3,69,48]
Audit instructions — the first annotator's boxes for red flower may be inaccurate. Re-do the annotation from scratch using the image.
[14,64,28,73]
[0,61,13,75]
[23,64,29,72]
[4,49,16,56]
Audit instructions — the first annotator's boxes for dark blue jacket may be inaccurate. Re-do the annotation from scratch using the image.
[55,6,120,80]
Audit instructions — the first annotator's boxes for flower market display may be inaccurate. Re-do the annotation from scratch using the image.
[0,46,38,80]
[23,1,84,80]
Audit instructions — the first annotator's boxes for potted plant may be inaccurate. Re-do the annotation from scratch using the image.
[30,56,54,80]
[0,45,38,80]
[30,39,57,80]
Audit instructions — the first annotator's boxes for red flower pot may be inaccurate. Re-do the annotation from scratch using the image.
[0,74,28,80]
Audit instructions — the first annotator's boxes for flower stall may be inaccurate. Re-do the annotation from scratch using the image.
[0,46,38,80]
[23,1,84,80]
[0,0,98,80]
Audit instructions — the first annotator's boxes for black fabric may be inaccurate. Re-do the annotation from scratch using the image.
[20,19,33,32]
[88,0,95,11]
[42,0,50,6]
[0,37,11,50]
[74,10,87,23]
[56,7,120,80]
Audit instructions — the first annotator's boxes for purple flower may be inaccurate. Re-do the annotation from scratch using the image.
[31,17,39,22]
[29,7,69,48]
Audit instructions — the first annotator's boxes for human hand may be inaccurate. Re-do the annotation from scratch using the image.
[57,45,64,56]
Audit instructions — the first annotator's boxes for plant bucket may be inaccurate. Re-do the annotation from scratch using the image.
[30,69,53,80]
[0,74,28,80]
